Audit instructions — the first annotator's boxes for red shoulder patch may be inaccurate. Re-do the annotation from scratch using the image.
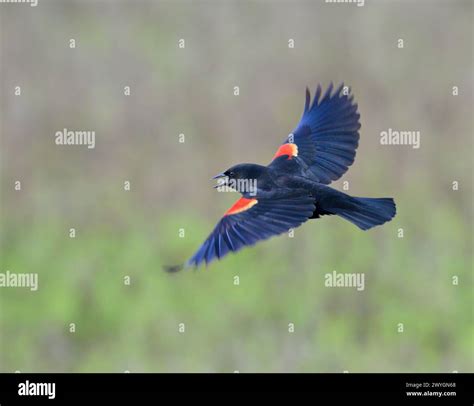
[272,143,298,160]
[224,197,258,216]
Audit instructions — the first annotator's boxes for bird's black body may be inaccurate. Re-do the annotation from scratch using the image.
[166,83,396,271]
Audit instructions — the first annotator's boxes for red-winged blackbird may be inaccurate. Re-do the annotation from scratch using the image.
[165,83,396,272]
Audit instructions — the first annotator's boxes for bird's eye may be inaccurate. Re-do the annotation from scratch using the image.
[228,171,234,177]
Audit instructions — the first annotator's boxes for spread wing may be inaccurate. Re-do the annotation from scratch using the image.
[270,83,360,184]
[186,194,315,267]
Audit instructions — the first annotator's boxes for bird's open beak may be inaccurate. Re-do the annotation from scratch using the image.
[212,172,228,189]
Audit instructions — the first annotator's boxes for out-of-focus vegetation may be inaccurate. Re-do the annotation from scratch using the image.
[0,0,472,372]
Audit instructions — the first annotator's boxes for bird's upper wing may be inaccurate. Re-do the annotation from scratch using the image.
[270,83,360,184]
[186,194,315,267]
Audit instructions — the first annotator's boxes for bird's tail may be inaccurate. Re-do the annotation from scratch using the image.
[332,196,396,230]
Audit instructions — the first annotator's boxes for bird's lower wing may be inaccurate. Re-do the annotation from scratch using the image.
[186,194,315,267]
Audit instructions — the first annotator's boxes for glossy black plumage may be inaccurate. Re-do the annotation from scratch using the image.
[165,84,396,272]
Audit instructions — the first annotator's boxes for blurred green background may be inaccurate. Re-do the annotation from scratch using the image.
[0,0,472,372]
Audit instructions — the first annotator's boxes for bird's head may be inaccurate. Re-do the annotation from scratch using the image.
[212,163,265,195]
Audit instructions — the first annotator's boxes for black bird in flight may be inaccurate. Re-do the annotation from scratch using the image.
[166,83,396,272]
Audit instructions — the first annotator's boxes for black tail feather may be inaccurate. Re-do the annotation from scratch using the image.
[334,197,396,230]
